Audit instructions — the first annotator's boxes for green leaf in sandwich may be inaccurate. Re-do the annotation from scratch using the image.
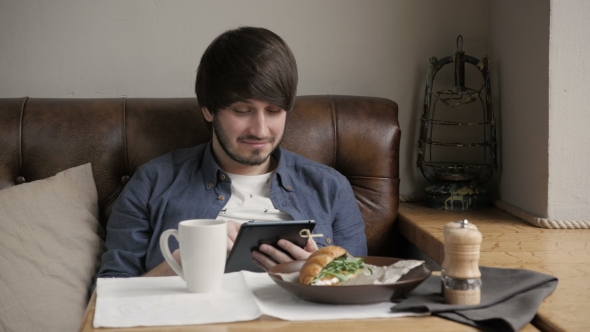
[299,246,369,286]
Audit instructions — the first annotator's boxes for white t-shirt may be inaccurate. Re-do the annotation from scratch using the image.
[216,171,293,224]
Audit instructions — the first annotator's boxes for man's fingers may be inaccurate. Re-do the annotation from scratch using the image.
[254,239,318,270]
[226,220,241,255]
[252,258,268,272]
[227,220,240,241]
[277,239,313,260]
[258,243,292,263]
[227,236,234,254]
[251,250,275,271]
[172,249,182,265]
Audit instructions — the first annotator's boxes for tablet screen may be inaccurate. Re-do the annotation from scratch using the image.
[225,220,316,273]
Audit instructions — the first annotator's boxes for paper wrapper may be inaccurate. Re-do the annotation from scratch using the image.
[277,260,424,285]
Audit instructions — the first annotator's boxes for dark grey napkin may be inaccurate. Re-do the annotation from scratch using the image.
[391,266,558,332]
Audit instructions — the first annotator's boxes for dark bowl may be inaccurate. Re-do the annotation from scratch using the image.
[268,256,431,304]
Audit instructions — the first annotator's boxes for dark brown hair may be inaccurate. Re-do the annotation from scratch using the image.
[195,27,298,115]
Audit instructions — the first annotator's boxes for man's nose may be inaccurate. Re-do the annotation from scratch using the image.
[248,110,268,138]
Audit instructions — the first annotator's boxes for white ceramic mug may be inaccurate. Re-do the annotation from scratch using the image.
[160,219,227,293]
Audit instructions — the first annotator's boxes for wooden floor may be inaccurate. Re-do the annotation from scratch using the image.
[399,202,590,332]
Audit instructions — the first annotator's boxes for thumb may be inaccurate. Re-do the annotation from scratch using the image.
[305,238,318,252]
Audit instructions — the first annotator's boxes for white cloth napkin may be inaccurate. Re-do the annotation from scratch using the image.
[94,271,426,328]
[94,273,261,327]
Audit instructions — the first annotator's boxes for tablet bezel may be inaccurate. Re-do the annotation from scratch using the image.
[224,220,316,273]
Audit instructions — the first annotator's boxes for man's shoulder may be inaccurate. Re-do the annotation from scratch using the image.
[280,148,329,168]
[136,143,207,177]
[149,144,206,166]
[280,148,345,180]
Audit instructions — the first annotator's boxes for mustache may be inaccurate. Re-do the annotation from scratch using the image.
[238,135,275,142]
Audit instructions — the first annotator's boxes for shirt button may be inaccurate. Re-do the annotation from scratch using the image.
[218,195,225,200]
[220,174,226,180]
[326,238,332,244]
[208,183,213,188]
[286,185,292,190]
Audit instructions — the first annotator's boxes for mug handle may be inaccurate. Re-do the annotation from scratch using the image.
[160,229,184,279]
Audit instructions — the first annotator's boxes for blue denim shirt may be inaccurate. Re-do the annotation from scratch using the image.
[97,142,367,278]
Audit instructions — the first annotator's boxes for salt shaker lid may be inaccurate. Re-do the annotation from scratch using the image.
[444,219,478,231]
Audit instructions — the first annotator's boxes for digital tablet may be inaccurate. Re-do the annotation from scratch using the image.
[225,220,316,273]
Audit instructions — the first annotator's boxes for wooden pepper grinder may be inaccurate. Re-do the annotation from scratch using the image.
[441,219,482,305]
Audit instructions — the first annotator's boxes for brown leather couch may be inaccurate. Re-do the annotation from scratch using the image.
[0,95,400,256]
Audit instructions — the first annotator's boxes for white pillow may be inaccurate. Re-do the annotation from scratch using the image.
[0,163,104,332]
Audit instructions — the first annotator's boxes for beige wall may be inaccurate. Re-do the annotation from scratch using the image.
[0,0,489,198]
[490,0,590,220]
[489,0,550,217]
[548,1,590,220]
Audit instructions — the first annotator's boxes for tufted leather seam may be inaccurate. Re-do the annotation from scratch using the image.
[18,97,28,180]
[329,95,338,168]
[347,176,399,180]
[99,98,128,226]
[104,186,124,210]
[123,97,129,172]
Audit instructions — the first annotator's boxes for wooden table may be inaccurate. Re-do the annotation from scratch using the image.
[398,202,590,332]
[80,288,540,331]
[80,203,558,332]
[81,281,516,332]
[80,296,479,332]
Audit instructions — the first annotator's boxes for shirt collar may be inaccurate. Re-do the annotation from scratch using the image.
[202,142,224,190]
[273,148,294,192]
[202,142,293,192]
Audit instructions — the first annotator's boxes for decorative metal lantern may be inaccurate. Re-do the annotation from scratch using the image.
[417,35,497,210]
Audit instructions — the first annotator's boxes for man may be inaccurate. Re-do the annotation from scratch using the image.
[97,27,367,278]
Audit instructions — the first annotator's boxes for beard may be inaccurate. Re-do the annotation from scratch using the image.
[212,117,282,166]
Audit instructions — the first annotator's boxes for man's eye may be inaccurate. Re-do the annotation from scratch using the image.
[233,109,249,114]
[267,109,283,114]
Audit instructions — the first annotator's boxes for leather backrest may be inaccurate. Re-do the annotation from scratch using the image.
[0,95,400,256]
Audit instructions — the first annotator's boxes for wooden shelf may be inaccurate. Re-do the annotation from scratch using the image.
[399,202,590,332]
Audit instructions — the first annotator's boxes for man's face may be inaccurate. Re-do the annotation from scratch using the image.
[203,99,287,173]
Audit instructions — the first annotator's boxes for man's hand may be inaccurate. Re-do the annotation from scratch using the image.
[226,220,241,255]
[252,237,318,271]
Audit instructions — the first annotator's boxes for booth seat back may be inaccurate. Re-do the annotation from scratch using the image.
[0,95,400,256]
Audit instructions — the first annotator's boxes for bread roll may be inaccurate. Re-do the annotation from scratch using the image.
[299,246,348,285]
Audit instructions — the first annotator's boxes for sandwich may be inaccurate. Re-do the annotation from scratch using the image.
[299,246,368,286]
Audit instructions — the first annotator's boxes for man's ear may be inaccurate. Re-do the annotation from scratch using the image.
[201,107,214,122]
